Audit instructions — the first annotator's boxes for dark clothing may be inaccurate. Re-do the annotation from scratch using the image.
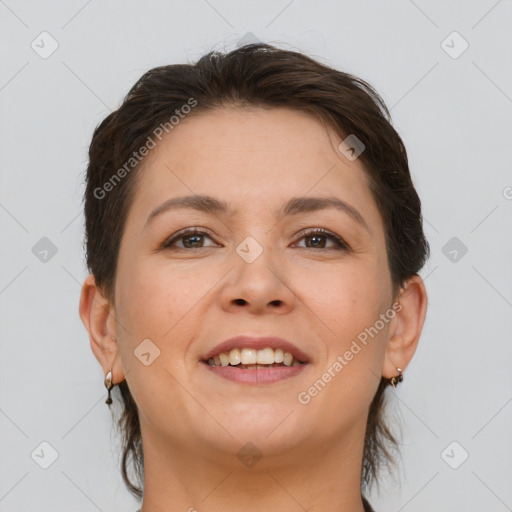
[136,496,376,512]
[363,495,376,512]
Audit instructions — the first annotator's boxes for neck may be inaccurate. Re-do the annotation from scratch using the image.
[139,421,368,512]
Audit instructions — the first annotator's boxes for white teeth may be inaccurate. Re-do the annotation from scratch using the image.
[240,348,258,364]
[257,348,274,364]
[206,347,304,367]
[228,348,241,365]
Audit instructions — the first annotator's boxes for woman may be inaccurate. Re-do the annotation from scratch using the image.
[79,43,429,512]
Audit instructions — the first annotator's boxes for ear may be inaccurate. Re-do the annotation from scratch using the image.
[382,274,428,379]
[79,274,125,385]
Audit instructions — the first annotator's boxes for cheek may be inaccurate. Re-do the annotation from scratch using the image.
[114,262,208,411]
[291,261,386,344]
[298,266,389,408]
[116,258,222,346]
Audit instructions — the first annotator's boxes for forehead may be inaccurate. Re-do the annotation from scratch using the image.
[160,105,345,161]
[128,106,384,234]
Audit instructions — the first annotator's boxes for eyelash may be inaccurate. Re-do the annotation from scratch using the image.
[161,227,350,251]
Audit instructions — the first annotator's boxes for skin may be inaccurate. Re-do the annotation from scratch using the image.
[80,106,428,512]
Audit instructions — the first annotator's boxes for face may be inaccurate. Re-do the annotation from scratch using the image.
[110,106,397,464]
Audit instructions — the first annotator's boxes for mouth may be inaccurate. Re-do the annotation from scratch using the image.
[201,335,311,365]
[202,347,306,369]
[200,340,311,385]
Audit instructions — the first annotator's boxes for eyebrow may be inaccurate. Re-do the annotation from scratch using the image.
[144,194,370,232]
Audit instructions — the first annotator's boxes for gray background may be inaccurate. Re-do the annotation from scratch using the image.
[1,1,511,511]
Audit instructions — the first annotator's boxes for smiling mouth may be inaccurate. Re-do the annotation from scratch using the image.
[204,361,306,369]
[202,347,307,369]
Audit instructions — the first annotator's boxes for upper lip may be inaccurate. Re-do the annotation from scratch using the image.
[201,335,311,363]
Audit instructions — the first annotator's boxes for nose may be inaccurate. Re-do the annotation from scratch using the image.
[218,244,297,315]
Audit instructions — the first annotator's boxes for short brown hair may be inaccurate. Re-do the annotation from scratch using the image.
[82,42,430,499]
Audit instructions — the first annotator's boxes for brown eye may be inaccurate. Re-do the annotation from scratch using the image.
[294,228,349,250]
[162,229,217,250]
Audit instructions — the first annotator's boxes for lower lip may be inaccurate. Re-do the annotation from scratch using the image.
[201,362,309,384]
